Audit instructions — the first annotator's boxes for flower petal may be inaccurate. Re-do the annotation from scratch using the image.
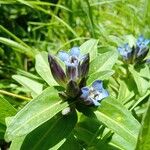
[118,44,132,60]
[96,89,109,102]
[48,54,66,86]
[65,57,78,67]
[65,62,76,67]
[58,51,69,62]
[80,53,90,78]
[92,80,103,92]
[70,47,80,57]
[144,39,150,46]
[66,65,77,80]
[124,43,131,51]
[136,48,149,61]
[137,35,144,44]
[136,36,150,48]
[101,89,109,99]
[118,47,124,53]
[80,87,90,99]
[91,99,100,106]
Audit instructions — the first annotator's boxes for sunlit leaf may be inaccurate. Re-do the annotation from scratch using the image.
[94,97,140,147]
[89,50,118,74]
[129,66,150,96]
[0,97,16,125]
[87,70,114,85]
[5,87,69,141]
[20,111,77,150]
[136,101,150,150]
[12,75,43,97]
[35,51,58,86]
[80,39,98,61]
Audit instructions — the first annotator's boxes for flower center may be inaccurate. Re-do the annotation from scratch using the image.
[89,88,100,100]
[69,56,79,66]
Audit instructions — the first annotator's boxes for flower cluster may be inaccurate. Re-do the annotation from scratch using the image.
[48,47,109,106]
[118,36,150,64]
[80,80,109,106]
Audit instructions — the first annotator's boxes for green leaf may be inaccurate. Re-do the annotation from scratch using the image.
[75,115,130,150]
[0,37,34,57]
[89,50,118,74]
[138,65,150,80]
[129,66,150,95]
[130,90,150,110]
[75,116,101,147]
[94,97,140,147]
[19,111,77,150]
[0,25,31,48]
[6,117,26,150]
[0,96,16,125]
[12,75,43,98]
[17,69,43,82]
[135,101,150,150]
[9,136,26,150]
[110,133,135,150]
[80,39,98,61]
[35,51,58,86]
[123,34,136,47]
[87,70,114,85]
[0,123,6,139]
[117,80,135,104]
[59,134,81,150]
[5,87,69,141]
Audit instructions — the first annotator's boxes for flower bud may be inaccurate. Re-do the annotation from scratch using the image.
[48,54,67,86]
[80,54,90,78]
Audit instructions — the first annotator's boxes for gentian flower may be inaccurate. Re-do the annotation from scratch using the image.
[48,47,89,98]
[135,36,150,61]
[136,35,150,51]
[80,80,109,106]
[118,36,150,64]
[58,47,89,81]
[118,43,133,61]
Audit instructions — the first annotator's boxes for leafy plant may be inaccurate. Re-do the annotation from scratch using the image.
[0,38,147,149]
[0,0,150,149]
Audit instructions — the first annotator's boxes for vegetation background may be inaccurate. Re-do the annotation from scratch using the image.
[0,0,150,149]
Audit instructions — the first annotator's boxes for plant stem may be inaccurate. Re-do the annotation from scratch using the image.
[0,90,31,101]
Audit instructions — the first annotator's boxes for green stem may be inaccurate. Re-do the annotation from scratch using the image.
[0,90,31,101]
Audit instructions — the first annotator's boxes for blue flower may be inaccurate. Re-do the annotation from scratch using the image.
[136,36,150,58]
[80,80,109,106]
[136,35,150,50]
[58,47,89,81]
[58,47,80,66]
[118,43,132,60]
[118,36,150,64]
[48,46,89,91]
